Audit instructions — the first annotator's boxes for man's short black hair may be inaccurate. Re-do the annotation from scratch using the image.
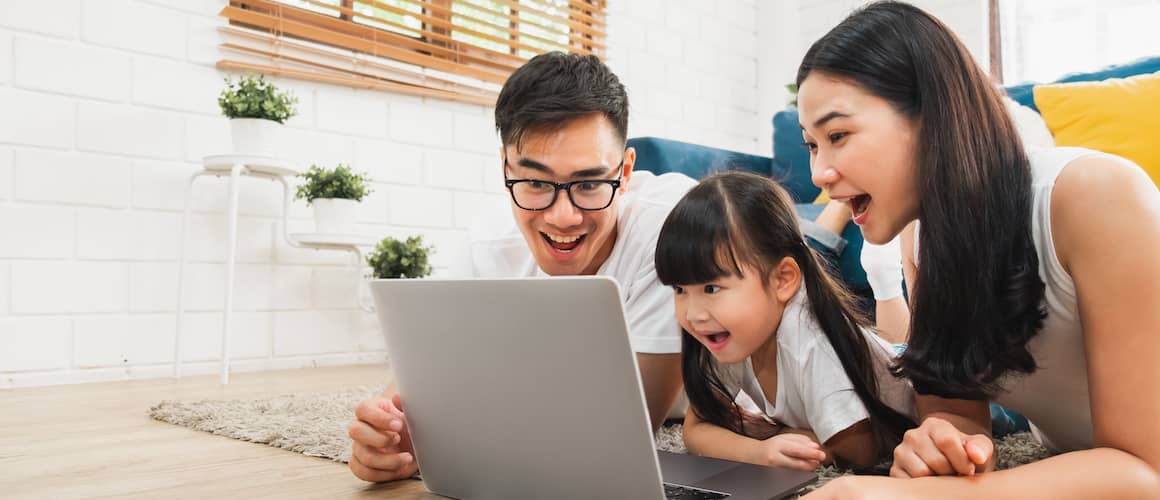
[494,52,629,150]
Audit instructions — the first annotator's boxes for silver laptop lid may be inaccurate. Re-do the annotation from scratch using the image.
[371,276,666,500]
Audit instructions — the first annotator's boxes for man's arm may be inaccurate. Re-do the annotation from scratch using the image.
[636,352,683,432]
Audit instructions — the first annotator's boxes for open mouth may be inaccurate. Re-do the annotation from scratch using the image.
[702,331,731,350]
[542,232,586,253]
[850,194,871,218]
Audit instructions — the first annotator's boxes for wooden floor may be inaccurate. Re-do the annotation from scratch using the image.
[0,365,438,499]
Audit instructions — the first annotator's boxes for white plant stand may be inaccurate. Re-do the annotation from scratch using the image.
[286,232,379,313]
[174,154,377,384]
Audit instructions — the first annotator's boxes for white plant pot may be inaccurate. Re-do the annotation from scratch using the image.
[312,198,359,234]
[230,118,282,158]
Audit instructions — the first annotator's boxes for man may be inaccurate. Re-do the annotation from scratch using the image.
[347,52,696,483]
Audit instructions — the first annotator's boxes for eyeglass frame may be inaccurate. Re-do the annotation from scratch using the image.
[502,154,626,211]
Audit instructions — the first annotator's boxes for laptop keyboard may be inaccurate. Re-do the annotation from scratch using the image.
[663,483,730,499]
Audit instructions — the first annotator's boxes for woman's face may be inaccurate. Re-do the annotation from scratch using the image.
[797,71,921,244]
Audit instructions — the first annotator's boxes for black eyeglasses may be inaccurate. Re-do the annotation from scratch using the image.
[503,156,625,211]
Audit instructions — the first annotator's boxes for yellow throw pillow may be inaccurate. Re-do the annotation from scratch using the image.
[1034,71,1160,186]
[813,188,830,204]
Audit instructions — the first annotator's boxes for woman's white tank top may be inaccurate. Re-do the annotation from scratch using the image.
[914,147,1111,452]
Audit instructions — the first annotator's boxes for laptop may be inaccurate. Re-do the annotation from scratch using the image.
[371,276,817,500]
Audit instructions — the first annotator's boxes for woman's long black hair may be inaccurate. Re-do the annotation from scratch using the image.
[655,172,914,454]
[796,1,1046,400]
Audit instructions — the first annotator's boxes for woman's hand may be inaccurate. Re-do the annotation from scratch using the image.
[752,433,827,471]
[891,416,993,477]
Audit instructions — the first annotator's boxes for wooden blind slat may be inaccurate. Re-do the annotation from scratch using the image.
[233,1,531,70]
[220,26,499,94]
[485,0,604,37]
[401,0,605,51]
[364,0,600,53]
[565,0,604,15]
[219,60,496,105]
[224,5,515,83]
[220,43,498,100]
[220,0,606,105]
[518,0,606,28]
[287,0,581,56]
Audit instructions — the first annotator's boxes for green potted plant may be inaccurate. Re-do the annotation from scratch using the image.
[367,235,434,279]
[218,74,298,158]
[294,164,372,234]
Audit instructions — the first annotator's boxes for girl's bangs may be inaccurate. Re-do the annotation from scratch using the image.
[655,191,744,286]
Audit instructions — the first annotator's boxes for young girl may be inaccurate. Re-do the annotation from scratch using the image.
[654,171,916,471]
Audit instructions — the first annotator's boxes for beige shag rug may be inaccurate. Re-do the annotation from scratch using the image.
[149,386,1054,489]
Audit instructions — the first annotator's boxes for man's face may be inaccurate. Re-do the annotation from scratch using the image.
[502,114,634,276]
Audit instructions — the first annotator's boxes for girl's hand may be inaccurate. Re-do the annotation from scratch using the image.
[753,433,827,471]
[891,416,993,478]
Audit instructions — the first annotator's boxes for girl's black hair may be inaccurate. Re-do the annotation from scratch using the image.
[796,1,1046,399]
[655,171,914,456]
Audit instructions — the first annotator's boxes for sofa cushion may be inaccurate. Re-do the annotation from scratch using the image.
[1005,56,1160,112]
[771,110,820,203]
[1034,71,1160,186]
[794,203,868,294]
[1003,96,1055,148]
[627,136,774,180]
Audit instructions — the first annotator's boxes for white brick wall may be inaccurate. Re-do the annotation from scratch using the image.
[0,148,11,200]
[13,150,132,207]
[0,32,11,85]
[758,0,988,153]
[0,88,77,149]
[14,37,132,102]
[0,2,82,40]
[6,0,970,387]
[607,0,763,153]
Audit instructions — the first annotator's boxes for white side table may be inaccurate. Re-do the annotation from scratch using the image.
[174,155,381,383]
[287,232,380,312]
[174,155,300,384]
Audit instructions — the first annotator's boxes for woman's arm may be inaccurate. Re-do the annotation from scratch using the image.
[870,223,917,344]
[899,220,918,301]
[807,155,1160,499]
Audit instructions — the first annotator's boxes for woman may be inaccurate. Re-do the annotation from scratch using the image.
[796,2,1160,498]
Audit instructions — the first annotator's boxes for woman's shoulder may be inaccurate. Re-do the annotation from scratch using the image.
[1048,149,1156,269]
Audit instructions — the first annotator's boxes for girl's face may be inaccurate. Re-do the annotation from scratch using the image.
[673,259,800,365]
[797,72,921,244]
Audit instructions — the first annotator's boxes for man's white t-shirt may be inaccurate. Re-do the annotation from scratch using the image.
[467,170,697,354]
[709,289,917,443]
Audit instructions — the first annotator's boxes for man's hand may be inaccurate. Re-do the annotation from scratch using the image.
[348,393,420,482]
[891,416,993,478]
[752,433,827,471]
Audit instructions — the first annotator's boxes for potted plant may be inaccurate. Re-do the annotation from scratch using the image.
[218,74,298,158]
[367,236,434,279]
[294,164,372,234]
